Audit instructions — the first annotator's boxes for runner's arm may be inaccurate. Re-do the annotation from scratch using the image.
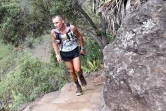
[70,25,84,49]
[70,25,85,55]
[51,30,62,63]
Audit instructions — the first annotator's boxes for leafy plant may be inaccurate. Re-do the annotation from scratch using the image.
[82,60,98,73]
[11,92,27,110]
[81,36,102,64]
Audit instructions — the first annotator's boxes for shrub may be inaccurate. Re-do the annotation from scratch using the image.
[0,51,66,110]
[0,42,15,75]
[80,36,102,72]
[0,2,26,46]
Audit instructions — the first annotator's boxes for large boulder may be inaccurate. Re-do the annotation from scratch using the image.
[102,0,166,111]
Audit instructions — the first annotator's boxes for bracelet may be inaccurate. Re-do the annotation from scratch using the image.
[56,54,60,58]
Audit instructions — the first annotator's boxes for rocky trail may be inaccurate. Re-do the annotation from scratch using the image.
[23,71,104,111]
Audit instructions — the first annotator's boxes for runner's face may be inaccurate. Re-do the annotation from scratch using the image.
[52,17,64,30]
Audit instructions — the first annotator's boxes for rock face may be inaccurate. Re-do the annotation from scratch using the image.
[103,0,166,111]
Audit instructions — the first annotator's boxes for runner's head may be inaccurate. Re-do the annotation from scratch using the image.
[52,14,64,30]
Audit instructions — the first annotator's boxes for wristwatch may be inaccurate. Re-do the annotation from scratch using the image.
[81,47,84,50]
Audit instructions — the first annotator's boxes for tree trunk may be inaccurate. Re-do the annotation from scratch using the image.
[99,12,109,46]
[74,0,108,49]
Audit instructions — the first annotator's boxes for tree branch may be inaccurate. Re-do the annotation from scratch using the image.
[74,0,98,30]
[78,27,104,49]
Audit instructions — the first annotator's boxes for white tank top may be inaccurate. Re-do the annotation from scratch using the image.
[60,33,78,52]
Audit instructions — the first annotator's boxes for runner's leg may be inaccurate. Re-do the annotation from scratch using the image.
[73,57,87,87]
[65,60,77,82]
[65,60,82,95]
[72,56,81,74]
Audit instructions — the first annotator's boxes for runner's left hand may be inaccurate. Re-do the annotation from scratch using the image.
[80,50,85,56]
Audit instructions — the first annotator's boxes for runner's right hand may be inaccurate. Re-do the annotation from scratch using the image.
[56,55,62,63]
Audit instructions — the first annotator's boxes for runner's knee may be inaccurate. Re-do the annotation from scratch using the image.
[75,68,81,74]
[68,69,75,74]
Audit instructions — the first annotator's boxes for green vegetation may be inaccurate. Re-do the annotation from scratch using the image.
[0,45,68,110]
[1,58,66,110]
[0,2,26,45]
[80,36,102,73]
[0,42,15,75]
[0,0,114,110]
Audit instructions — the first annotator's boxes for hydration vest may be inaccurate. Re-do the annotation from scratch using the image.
[53,24,77,45]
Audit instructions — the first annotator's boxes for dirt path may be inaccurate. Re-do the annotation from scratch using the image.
[23,72,104,111]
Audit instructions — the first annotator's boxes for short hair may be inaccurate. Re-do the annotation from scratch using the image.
[52,14,63,20]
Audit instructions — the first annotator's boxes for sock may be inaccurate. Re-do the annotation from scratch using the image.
[75,80,80,87]
[79,74,84,79]
[79,69,84,79]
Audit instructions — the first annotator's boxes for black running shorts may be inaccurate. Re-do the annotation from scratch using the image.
[60,47,79,61]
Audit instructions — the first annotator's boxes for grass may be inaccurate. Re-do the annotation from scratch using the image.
[0,42,15,75]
